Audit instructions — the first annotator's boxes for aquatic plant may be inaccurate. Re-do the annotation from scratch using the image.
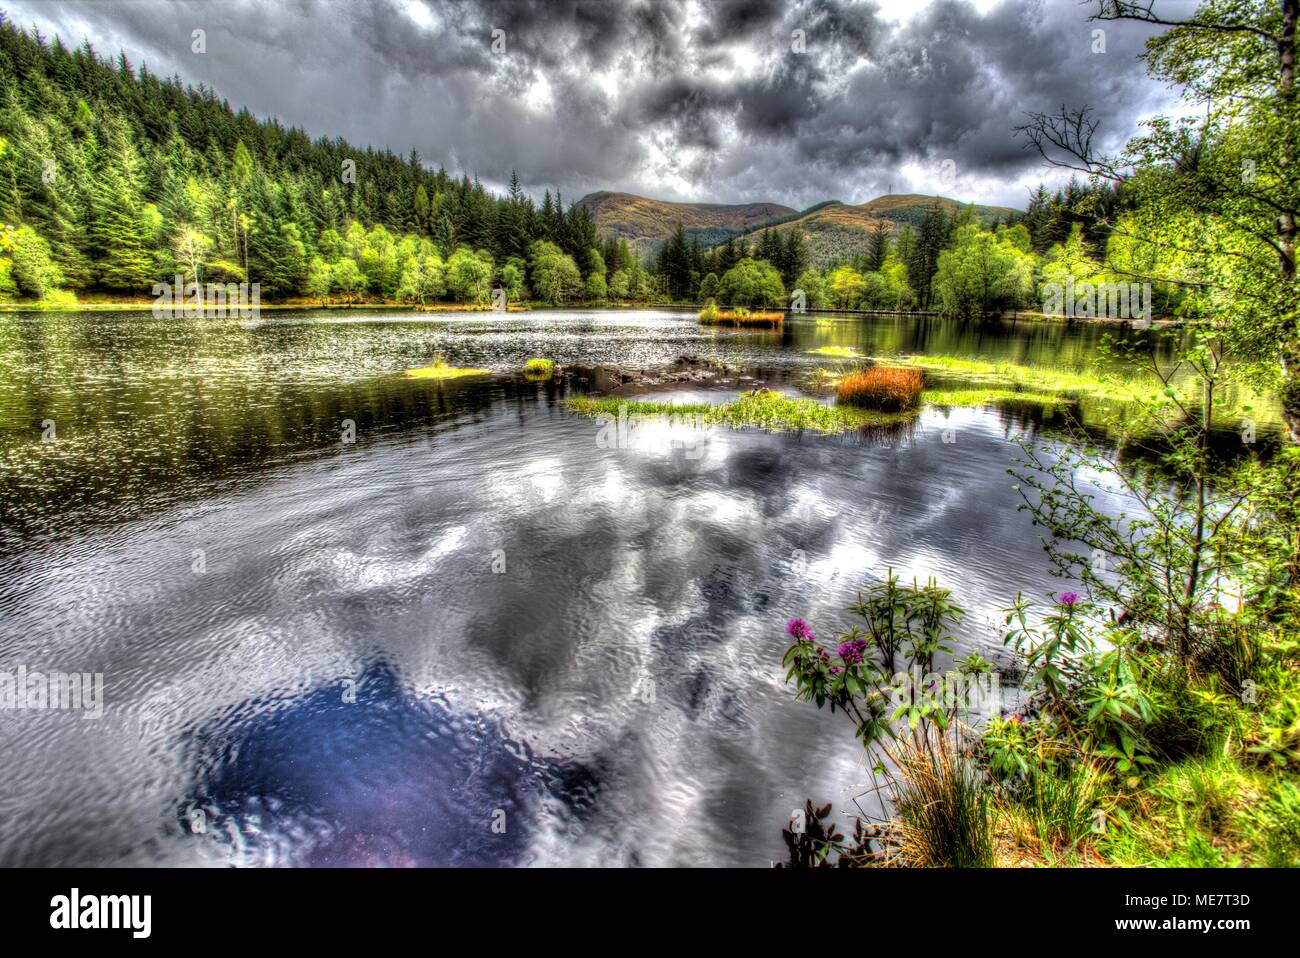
[403,354,491,379]
[836,365,924,412]
[805,345,861,357]
[566,390,913,435]
[697,304,784,328]
[523,357,555,379]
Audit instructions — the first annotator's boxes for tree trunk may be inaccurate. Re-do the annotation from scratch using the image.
[1281,1,1298,441]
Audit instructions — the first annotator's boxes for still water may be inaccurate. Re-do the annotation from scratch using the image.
[0,308,1172,866]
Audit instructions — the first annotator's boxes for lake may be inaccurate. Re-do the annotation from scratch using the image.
[0,307,1177,866]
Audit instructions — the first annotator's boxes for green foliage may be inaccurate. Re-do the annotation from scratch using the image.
[396,248,445,305]
[934,224,1036,319]
[528,240,581,303]
[782,572,963,745]
[1003,595,1156,774]
[6,223,62,297]
[444,247,493,304]
[716,257,784,307]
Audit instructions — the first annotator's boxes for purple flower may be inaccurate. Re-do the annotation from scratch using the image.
[786,618,816,641]
[1059,592,1080,607]
[837,638,868,665]
[1002,711,1024,725]
[830,666,842,674]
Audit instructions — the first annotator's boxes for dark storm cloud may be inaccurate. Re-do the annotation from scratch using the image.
[3,0,1187,207]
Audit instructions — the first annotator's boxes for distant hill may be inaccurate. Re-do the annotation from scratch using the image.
[574,191,795,256]
[759,194,1021,268]
[576,190,1020,268]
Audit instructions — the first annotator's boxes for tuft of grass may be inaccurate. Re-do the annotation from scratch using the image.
[837,365,924,412]
[403,355,491,379]
[1028,760,1108,851]
[891,730,994,868]
[523,357,555,379]
[565,389,913,434]
[698,304,783,327]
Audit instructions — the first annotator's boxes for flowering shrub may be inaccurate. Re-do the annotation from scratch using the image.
[1002,591,1155,774]
[783,572,965,745]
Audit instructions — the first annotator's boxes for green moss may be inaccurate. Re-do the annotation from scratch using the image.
[566,390,911,434]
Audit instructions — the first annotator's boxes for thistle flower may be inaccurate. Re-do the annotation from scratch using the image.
[1059,592,1080,607]
[786,618,816,641]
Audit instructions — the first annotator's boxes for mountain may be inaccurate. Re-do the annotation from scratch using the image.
[574,191,795,256]
[577,189,1020,268]
[753,194,1021,267]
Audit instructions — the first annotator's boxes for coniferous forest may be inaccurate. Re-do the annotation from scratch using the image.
[0,16,642,306]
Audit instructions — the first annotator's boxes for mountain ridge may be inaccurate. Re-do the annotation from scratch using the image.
[575,190,1021,266]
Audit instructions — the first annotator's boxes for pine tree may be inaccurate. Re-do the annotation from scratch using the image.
[88,123,155,290]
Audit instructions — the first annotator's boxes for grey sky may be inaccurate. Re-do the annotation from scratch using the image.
[4,0,1193,209]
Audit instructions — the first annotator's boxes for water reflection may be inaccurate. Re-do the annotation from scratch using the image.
[179,662,599,867]
[0,308,1209,867]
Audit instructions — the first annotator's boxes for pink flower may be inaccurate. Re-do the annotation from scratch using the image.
[786,618,816,641]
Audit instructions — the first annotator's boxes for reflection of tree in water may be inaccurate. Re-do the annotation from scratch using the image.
[177,661,599,866]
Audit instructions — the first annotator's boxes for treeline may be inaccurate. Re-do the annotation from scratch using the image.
[0,16,1169,319]
[649,177,1183,319]
[0,18,644,305]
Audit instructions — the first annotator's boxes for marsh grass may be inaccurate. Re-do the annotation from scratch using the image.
[403,355,491,379]
[523,357,555,379]
[922,387,1073,411]
[836,365,924,412]
[889,729,994,867]
[698,304,784,328]
[806,345,862,357]
[566,390,913,434]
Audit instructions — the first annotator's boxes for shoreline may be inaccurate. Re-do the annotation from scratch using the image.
[0,298,1182,326]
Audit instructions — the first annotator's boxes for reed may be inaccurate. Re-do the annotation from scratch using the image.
[697,304,784,328]
[890,728,994,868]
[836,365,923,411]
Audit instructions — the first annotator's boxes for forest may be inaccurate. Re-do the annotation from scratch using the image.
[0,16,645,308]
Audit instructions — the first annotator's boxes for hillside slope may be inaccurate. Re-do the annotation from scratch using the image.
[575,191,795,255]
[759,194,1020,267]
[577,190,1021,267]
